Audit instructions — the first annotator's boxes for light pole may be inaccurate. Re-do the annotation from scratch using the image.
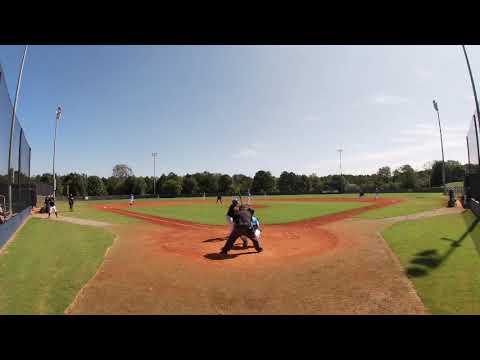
[337,148,343,193]
[53,106,62,199]
[7,45,28,217]
[433,100,446,193]
[152,152,158,197]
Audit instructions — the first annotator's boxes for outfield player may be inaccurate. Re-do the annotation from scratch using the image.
[129,193,135,206]
[216,193,223,204]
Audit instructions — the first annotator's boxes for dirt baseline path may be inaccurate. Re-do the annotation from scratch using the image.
[68,197,434,314]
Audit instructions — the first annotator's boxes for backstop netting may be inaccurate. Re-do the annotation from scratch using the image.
[0,63,33,215]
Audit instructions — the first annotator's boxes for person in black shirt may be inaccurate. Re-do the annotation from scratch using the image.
[68,194,75,211]
[226,199,238,225]
[220,205,263,255]
[44,196,50,215]
[216,193,222,204]
[225,199,248,248]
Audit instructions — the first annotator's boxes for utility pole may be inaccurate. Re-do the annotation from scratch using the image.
[337,148,343,193]
[433,100,446,193]
[152,152,158,197]
[52,106,62,199]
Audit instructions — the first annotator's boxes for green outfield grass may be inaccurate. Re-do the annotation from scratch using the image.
[356,194,446,219]
[383,210,480,314]
[128,201,370,225]
[0,218,114,314]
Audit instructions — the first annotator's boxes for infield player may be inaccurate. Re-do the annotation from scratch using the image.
[216,193,223,204]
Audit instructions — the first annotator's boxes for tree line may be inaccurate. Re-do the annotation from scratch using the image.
[31,160,467,197]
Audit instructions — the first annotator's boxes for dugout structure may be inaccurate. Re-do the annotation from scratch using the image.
[0,63,32,216]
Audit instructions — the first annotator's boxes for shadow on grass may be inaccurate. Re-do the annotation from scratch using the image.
[406,216,479,278]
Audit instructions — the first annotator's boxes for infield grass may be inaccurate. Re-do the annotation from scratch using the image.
[0,218,114,314]
[128,201,370,225]
[383,210,480,314]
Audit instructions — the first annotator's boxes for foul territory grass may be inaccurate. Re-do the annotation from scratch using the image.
[128,201,370,225]
[383,211,480,314]
[0,218,114,314]
[54,200,139,224]
[356,194,445,219]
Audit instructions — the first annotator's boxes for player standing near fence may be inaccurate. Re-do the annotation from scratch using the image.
[48,196,58,218]
[129,193,135,206]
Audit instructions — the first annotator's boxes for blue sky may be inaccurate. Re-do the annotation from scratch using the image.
[1,45,479,178]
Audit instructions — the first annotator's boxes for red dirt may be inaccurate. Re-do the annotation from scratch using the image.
[87,197,403,264]
[68,196,427,314]
[92,197,402,228]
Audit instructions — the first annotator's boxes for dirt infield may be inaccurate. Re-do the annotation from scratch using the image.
[68,196,431,314]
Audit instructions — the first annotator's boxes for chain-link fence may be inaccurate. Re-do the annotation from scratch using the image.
[0,64,32,217]
[465,113,480,209]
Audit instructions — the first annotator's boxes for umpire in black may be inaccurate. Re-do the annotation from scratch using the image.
[220,205,263,255]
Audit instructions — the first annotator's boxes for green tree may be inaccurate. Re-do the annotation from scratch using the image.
[134,177,147,195]
[162,179,182,196]
[193,172,218,193]
[87,176,107,196]
[397,164,416,189]
[232,174,253,194]
[377,166,391,183]
[295,174,310,193]
[217,174,232,194]
[61,173,86,196]
[430,160,465,186]
[156,174,167,195]
[251,170,275,194]
[105,176,123,195]
[182,174,198,195]
[278,171,296,193]
[309,174,324,193]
